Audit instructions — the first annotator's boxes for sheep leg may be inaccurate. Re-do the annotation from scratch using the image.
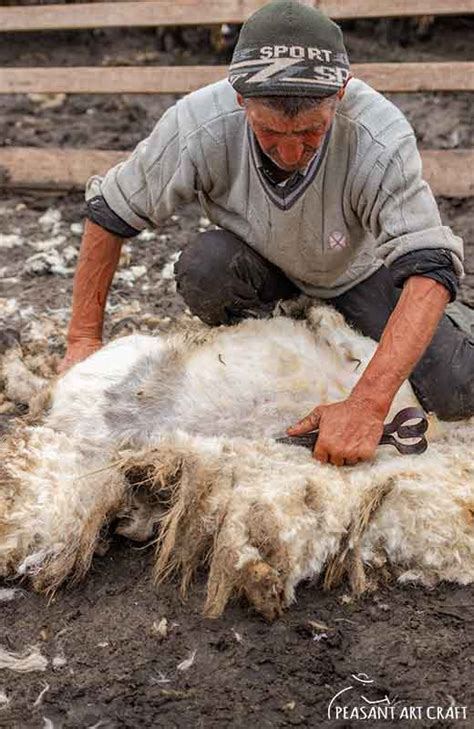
[204,494,288,621]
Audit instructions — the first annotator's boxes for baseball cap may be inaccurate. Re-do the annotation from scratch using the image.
[228,0,350,98]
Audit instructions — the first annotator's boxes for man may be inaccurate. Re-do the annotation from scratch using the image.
[60,0,473,466]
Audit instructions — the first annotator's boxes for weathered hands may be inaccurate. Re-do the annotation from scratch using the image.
[287,396,386,466]
[57,337,102,375]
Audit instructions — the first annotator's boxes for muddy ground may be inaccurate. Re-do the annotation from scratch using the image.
[1,12,473,729]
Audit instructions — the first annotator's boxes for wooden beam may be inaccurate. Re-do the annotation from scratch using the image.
[0,147,472,197]
[421,150,474,198]
[353,62,474,92]
[1,63,473,94]
[0,149,128,191]
[0,1,473,33]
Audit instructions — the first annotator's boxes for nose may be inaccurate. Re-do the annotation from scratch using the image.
[277,137,305,167]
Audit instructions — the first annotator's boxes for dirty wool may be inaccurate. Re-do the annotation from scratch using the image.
[1,305,473,619]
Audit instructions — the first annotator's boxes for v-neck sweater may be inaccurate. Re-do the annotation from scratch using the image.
[86,78,463,298]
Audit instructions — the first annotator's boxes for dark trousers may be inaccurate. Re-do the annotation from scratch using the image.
[175,230,474,420]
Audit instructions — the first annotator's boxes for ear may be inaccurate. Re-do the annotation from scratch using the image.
[236,93,246,108]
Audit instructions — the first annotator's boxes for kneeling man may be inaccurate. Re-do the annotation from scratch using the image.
[60,0,474,465]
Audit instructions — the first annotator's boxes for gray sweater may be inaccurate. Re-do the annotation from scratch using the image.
[86,78,463,298]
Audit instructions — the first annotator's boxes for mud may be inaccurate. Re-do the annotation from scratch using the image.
[2,546,473,729]
[0,12,473,729]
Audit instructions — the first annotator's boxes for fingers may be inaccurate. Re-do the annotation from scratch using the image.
[314,448,357,467]
[315,443,344,467]
[57,340,103,375]
[57,357,73,376]
[313,439,376,466]
[287,407,321,436]
[56,353,84,375]
[57,352,84,375]
[288,400,381,466]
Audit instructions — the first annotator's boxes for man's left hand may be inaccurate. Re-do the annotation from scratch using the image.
[287,397,386,466]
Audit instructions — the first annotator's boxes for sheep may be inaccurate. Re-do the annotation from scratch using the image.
[0,304,473,620]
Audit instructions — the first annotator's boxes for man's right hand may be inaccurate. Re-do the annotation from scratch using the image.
[58,338,103,374]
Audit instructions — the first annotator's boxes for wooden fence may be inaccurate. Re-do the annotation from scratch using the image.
[0,0,473,195]
[1,1,473,31]
[2,63,473,95]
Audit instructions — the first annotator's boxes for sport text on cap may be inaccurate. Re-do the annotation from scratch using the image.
[229,0,350,98]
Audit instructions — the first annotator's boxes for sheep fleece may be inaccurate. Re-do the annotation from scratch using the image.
[1,305,473,620]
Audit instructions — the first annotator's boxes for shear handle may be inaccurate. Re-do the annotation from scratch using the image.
[379,406,428,455]
[382,407,428,438]
[379,432,428,455]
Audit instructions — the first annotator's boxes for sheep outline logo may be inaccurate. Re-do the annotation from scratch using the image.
[328,230,347,249]
[327,673,395,721]
[327,672,469,722]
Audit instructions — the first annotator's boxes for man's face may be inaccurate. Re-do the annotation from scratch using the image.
[241,94,341,173]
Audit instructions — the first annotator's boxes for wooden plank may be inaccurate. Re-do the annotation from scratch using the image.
[0,147,472,197]
[353,62,474,92]
[1,63,473,94]
[421,150,474,197]
[0,1,473,33]
[0,66,226,95]
[0,149,128,190]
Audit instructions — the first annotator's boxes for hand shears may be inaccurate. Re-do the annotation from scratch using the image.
[276,406,429,456]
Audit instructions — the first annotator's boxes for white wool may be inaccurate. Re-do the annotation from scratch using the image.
[0,646,48,673]
[177,649,197,672]
[0,297,18,317]
[0,304,472,617]
[38,207,62,233]
[2,348,48,404]
[0,689,10,710]
[49,333,166,444]
[49,309,418,447]
[33,682,50,707]
[3,426,126,578]
[0,234,23,249]
[0,588,23,603]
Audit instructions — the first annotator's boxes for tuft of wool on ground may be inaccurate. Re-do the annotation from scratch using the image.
[0,646,48,673]
[0,303,473,620]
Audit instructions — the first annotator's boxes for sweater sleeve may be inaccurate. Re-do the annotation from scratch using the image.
[84,104,198,232]
[389,248,459,301]
[352,132,464,281]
